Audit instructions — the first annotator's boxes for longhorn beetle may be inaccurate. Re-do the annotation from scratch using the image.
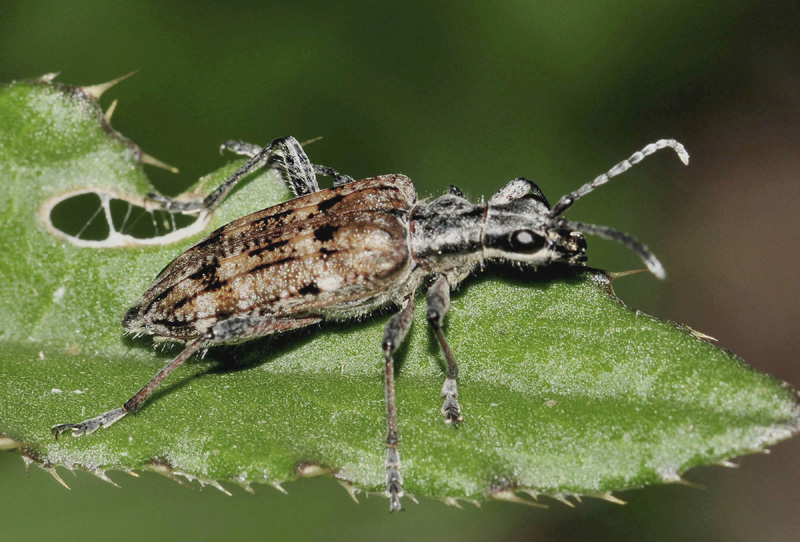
[53,137,689,511]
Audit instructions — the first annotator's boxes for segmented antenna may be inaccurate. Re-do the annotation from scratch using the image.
[548,139,689,218]
[556,219,666,279]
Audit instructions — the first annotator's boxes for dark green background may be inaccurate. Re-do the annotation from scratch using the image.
[2,2,798,541]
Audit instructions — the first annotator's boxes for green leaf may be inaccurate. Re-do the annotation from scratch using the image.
[1,78,797,506]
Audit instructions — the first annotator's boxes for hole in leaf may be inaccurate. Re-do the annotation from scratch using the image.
[49,192,110,241]
[108,198,199,239]
[40,189,211,247]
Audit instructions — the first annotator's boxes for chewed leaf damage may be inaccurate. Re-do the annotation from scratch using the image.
[39,187,210,247]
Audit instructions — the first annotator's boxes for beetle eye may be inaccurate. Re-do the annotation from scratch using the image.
[509,229,546,252]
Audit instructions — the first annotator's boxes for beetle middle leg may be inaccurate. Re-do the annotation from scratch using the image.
[52,315,321,439]
[381,294,415,512]
[426,275,463,424]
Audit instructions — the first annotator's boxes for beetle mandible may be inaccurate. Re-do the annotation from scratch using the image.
[53,136,689,511]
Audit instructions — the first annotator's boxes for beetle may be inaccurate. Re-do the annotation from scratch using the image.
[53,136,688,511]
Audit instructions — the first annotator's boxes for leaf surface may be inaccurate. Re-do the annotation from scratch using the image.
[1,79,797,505]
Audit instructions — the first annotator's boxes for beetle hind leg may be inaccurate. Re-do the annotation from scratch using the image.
[219,139,262,157]
[147,136,355,213]
[51,335,208,439]
[52,315,321,441]
[221,138,355,188]
[52,407,127,439]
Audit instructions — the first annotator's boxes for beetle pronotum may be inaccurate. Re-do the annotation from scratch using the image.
[53,137,688,510]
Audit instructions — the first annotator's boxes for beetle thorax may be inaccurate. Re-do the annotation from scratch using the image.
[410,193,587,279]
[410,195,486,275]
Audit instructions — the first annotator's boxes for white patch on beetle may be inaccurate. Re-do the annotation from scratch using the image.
[316,275,342,291]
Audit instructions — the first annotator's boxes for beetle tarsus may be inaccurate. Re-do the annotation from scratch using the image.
[381,296,415,512]
[441,378,463,425]
[385,446,404,512]
[219,139,262,157]
[51,407,127,439]
[144,192,205,213]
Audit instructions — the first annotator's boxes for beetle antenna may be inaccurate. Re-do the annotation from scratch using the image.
[548,139,689,218]
[555,219,666,279]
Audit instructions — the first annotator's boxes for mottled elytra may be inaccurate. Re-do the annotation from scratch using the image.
[52,136,689,511]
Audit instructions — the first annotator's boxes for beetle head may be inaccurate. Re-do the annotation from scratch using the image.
[483,189,664,278]
[482,194,588,268]
[482,139,690,278]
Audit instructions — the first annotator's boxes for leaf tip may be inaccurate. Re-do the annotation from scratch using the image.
[140,152,180,174]
[598,492,627,505]
[82,70,139,100]
[334,478,361,503]
[104,98,119,122]
[488,488,548,508]
[0,435,25,451]
[270,481,289,495]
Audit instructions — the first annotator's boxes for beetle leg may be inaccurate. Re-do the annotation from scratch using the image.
[219,139,262,157]
[52,335,208,439]
[381,294,415,512]
[426,275,463,425]
[488,176,551,208]
[52,315,321,440]
[205,314,322,343]
[448,185,465,198]
[206,135,321,205]
[221,139,355,187]
[314,164,355,186]
[146,136,317,213]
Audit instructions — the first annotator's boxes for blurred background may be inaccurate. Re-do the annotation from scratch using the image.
[1,1,798,540]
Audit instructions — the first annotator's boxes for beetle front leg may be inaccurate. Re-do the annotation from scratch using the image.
[426,275,463,425]
[381,294,415,512]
